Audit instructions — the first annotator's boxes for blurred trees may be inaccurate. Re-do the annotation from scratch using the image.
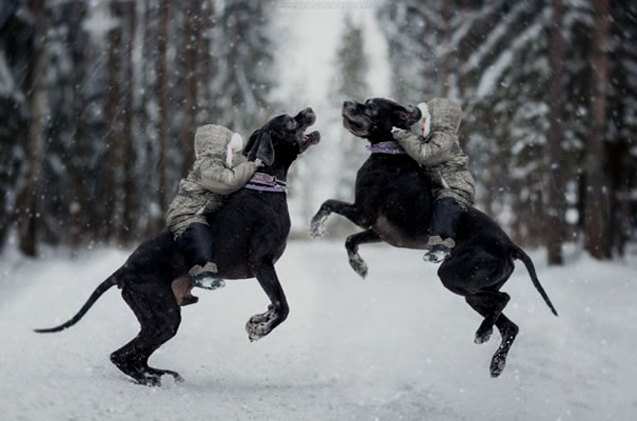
[378,0,637,262]
[0,0,274,255]
[0,0,634,263]
[326,14,370,235]
[332,16,369,208]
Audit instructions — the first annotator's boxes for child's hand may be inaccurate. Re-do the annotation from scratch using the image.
[255,159,264,168]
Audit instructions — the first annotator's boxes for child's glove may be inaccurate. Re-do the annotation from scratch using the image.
[255,159,264,168]
[391,127,403,139]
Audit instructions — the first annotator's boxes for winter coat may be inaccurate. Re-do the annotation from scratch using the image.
[393,98,475,208]
[166,124,259,237]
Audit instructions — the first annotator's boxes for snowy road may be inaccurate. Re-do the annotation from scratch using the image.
[1,241,636,420]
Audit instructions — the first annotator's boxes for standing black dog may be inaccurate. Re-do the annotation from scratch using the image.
[311,98,557,377]
[35,108,320,386]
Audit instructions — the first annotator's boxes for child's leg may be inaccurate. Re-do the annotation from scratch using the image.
[175,222,225,289]
[429,197,465,243]
[425,197,465,263]
[176,222,217,273]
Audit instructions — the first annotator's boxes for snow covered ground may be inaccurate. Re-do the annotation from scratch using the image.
[1,240,636,420]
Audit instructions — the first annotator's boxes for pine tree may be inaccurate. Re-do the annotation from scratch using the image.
[14,0,49,256]
[0,0,31,251]
[584,0,612,259]
[545,0,566,265]
[606,1,637,256]
[332,15,370,207]
[211,1,274,134]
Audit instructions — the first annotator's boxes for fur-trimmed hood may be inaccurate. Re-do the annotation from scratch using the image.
[426,98,462,133]
[194,124,243,165]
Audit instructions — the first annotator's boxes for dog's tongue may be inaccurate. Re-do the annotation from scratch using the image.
[299,131,320,152]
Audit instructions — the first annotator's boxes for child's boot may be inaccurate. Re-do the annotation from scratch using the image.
[189,262,226,290]
[424,197,464,263]
[176,222,226,291]
[423,235,455,263]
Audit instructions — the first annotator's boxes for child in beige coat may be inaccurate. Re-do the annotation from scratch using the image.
[392,98,475,262]
[166,124,261,303]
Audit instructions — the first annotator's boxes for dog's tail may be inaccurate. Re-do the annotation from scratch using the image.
[34,274,118,333]
[512,246,558,316]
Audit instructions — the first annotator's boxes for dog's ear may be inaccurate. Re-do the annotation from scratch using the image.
[243,129,260,157]
[392,104,422,128]
[255,131,275,166]
[245,130,275,166]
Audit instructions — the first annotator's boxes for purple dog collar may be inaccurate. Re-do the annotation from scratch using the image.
[366,141,407,155]
[244,172,288,193]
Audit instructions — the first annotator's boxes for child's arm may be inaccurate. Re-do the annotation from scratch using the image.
[197,159,260,195]
[394,128,455,166]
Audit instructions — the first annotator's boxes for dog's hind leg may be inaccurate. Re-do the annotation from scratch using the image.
[311,200,369,238]
[465,292,511,345]
[345,229,381,278]
[110,282,182,386]
[489,313,519,378]
[465,293,518,377]
[439,252,519,377]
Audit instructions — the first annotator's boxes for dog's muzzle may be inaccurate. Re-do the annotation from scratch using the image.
[296,108,320,152]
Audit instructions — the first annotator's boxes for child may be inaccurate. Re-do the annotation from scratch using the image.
[392,98,475,263]
[166,124,262,304]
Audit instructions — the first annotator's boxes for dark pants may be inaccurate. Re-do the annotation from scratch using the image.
[430,197,465,240]
[175,222,216,268]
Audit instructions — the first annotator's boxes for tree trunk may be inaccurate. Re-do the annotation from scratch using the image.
[105,1,123,241]
[15,0,48,257]
[606,1,635,257]
[179,0,197,176]
[139,0,155,236]
[118,0,137,244]
[545,0,566,265]
[584,0,611,259]
[441,1,452,97]
[156,0,171,216]
[195,0,214,124]
[67,2,88,255]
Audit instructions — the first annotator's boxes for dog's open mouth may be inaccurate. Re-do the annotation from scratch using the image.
[297,110,320,151]
[342,113,368,136]
[298,129,320,153]
[301,130,320,145]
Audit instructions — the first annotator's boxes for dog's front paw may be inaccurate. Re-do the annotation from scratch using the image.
[348,252,368,278]
[310,212,328,239]
[245,307,276,342]
[246,321,271,342]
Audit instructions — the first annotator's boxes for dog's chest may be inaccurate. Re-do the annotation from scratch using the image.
[355,157,430,247]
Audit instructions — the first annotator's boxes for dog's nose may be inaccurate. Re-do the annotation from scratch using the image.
[304,107,315,119]
[302,107,316,124]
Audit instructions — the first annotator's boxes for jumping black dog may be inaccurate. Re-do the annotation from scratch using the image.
[311,98,557,377]
[35,108,320,386]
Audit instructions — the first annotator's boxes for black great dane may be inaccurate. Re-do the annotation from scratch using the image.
[311,98,558,377]
[35,108,320,386]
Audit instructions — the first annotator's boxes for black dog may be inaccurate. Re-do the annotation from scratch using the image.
[35,108,320,386]
[311,98,557,377]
